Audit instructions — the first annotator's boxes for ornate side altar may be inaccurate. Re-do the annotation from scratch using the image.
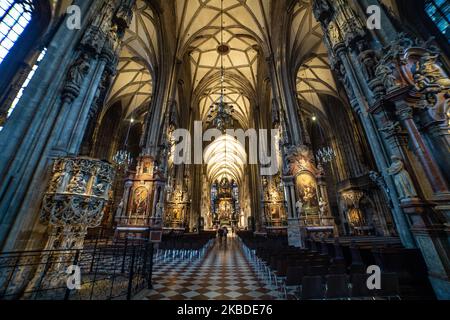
[115,155,165,231]
[164,188,190,230]
[283,145,336,247]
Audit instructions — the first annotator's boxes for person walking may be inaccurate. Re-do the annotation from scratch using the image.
[223,227,228,243]
[218,227,223,243]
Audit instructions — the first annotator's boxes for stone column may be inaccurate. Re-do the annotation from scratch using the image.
[311,0,416,247]
[283,176,304,248]
[0,0,135,251]
[312,0,450,299]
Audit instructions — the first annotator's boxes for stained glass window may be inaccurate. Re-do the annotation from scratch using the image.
[425,0,450,40]
[6,48,47,119]
[0,0,34,65]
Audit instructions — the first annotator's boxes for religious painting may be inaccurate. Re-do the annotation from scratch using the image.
[348,208,364,227]
[270,205,280,220]
[296,173,319,210]
[173,207,183,221]
[132,186,148,216]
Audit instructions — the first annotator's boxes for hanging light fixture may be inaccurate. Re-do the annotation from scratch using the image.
[316,146,335,164]
[211,0,233,133]
[113,65,146,168]
[309,93,335,165]
[113,117,134,168]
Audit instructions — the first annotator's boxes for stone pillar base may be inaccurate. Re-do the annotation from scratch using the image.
[401,198,450,300]
[287,218,306,248]
[429,275,450,300]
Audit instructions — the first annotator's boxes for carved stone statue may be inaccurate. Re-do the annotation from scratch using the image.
[357,41,379,80]
[105,24,120,51]
[66,53,91,89]
[375,61,399,92]
[155,202,164,218]
[295,199,303,217]
[68,172,87,194]
[49,170,64,193]
[116,199,124,217]
[319,197,327,216]
[415,53,450,90]
[387,156,418,200]
[328,21,341,46]
[313,0,331,21]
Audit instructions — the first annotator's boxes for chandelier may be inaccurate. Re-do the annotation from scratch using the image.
[113,149,132,167]
[113,63,148,168]
[212,100,233,132]
[113,118,134,168]
[210,0,233,133]
[315,146,335,164]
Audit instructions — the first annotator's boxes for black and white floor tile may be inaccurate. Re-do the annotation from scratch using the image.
[144,237,279,300]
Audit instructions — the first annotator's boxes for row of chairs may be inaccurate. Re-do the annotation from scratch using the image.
[155,233,216,262]
[238,233,401,300]
[287,270,400,300]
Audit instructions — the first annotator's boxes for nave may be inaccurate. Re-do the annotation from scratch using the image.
[143,236,279,301]
[0,0,448,300]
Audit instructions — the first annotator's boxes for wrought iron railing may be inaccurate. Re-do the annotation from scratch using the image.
[0,238,154,300]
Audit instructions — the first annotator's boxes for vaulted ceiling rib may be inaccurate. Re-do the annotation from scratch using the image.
[105,0,158,119]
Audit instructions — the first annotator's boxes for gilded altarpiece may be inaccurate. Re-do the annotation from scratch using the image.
[115,156,163,228]
[284,145,336,238]
[164,188,190,230]
[262,176,287,228]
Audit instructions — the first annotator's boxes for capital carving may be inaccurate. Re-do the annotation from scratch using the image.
[396,105,414,121]
[379,121,402,137]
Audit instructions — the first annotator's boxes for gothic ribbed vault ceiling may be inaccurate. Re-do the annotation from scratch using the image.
[93,0,342,183]
[105,0,157,119]
[290,1,338,113]
[177,0,271,127]
[101,0,339,131]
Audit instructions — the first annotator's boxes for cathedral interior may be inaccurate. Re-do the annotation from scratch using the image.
[0,0,449,301]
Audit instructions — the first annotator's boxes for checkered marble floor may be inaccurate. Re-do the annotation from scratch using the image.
[144,236,279,300]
